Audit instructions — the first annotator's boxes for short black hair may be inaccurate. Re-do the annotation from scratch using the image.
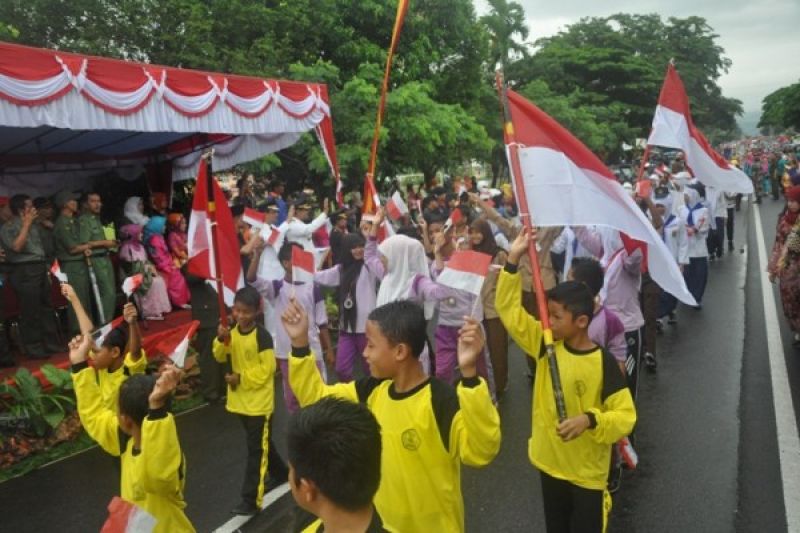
[288,397,381,511]
[33,197,52,210]
[569,257,605,297]
[367,300,427,357]
[279,241,302,263]
[100,327,128,353]
[234,286,261,310]
[396,225,421,240]
[118,374,157,426]
[546,281,594,322]
[9,194,30,215]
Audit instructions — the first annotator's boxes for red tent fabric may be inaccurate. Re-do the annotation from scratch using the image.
[0,41,341,194]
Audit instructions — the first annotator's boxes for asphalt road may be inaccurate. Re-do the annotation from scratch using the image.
[1,197,798,533]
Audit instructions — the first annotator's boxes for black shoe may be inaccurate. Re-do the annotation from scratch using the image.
[644,352,657,372]
[728,241,734,252]
[231,501,259,516]
[656,319,664,334]
[608,464,623,494]
[667,312,677,325]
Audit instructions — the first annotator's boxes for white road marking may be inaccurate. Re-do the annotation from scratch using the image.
[213,483,291,533]
[753,203,800,532]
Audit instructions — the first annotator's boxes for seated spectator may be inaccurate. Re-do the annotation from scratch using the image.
[166,213,188,267]
[119,224,171,321]
[144,216,190,309]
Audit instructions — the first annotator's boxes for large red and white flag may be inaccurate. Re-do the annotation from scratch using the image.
[187,160,244,306]
[437,250,493,296]
[101,496,156,533]
[647,64,753,194]
[121,274,143,297]
[386,191,409,220]
[92,316,125,347]
[505,89,695,305]
[291,246,316,283]
[242,208,266,230]
[50,259,68,283]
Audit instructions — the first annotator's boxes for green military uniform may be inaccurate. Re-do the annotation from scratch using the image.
[0,217,60,357]
[53,214,92,336]
[78,213,116,324]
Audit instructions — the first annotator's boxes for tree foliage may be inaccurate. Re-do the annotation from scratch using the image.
[0,2,752,191]
[758,82,800,134]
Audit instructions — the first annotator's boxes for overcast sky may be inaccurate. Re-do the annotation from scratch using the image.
[474,0,800,115]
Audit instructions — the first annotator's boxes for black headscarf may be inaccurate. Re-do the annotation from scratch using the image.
[338,233,366,333]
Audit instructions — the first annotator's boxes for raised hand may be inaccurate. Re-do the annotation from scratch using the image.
[457,317,485,379]
[280,297,310,348]
[149,366,182,410]
[122,302,138,324]
[61,283,77,302]
[68,334,92,365]
[508,227,536,264]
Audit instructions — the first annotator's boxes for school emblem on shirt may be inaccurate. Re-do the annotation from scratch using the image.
[401,429,421,451]
[574,380,587,397]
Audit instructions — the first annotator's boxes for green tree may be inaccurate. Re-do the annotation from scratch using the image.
[480,0,529,70]
[759,82,800,134]
[508,14,743,144]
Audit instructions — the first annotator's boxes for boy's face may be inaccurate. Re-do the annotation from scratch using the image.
[117,410,136,437]
[92,345,119,370]
[547,300,588,341]
[364,320,404,378]
[232,301,258,329]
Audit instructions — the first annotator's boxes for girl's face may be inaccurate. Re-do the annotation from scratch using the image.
[351,246,365,261]
[788,200,799,213]
[469,227,483,247]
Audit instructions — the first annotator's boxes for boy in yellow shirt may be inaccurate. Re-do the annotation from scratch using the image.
[496,228,637,532]
[214,286,278,516]
[61,283,145,410]
[69,334,193,532]
[281,298,500,533]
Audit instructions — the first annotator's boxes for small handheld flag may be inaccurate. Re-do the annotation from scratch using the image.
[91,316,126,347]
[443,208,463,233]
[101,496,156,533]
[386,191,409,220]
[291,246,316,283]
[121,274,144,298]
[243,208,266,230]
[50,260,68,283]
[436,250,493,296]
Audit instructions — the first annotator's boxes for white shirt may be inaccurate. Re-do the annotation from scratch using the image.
[678,204,710,258]
[285,213,328,252]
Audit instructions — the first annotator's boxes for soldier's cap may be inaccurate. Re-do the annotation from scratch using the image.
[54,190,80,208]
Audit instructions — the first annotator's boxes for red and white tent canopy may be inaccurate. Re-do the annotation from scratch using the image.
[0,41,340,194]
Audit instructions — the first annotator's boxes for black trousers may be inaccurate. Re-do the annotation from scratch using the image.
[726,208,735,245]
[0,276,12,364]
[540,471,605,533]
[238,414,288,507]
[8,263,58,352]
[624,329,642,402]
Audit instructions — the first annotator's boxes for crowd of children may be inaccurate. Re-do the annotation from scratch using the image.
[61,156,800,533]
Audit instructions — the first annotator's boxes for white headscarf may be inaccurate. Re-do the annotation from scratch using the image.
[124,197,149,226]
[376,235,435,318]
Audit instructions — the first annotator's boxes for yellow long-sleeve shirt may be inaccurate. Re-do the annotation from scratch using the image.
[94,350,148,412]
[495,267,637,490]
[289,348,501,533]
[72,364,194,533]
[213,324,276,417]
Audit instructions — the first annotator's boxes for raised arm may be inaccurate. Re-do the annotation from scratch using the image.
[62,283,94,335]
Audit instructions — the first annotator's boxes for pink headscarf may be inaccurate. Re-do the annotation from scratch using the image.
[119,224,147,262]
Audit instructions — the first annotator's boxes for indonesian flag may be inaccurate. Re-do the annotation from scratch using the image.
[187,160,244,306]
[436,250,493,296]
[443,208,463,233]
[647,64,753,194]
[101,496,156,533]
[291,246,316,283]
[121,274,143,297]
[260,224,284,250]
[504,89,695,305]
[92,316,125,347]
[386,191,409,220]
[242,208,266,230]
[50,259,67,283]
[154,321,199,368]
